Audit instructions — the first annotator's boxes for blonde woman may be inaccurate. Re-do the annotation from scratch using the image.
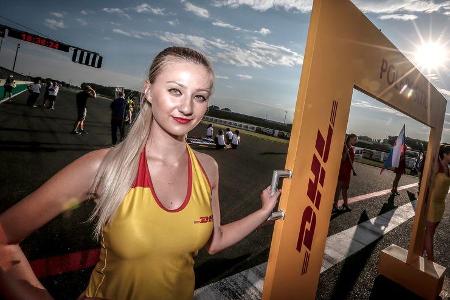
[423,144,450,261]
[0,47,281,300]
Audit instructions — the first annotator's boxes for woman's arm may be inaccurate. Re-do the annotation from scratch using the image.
[200,155,280,255]
[0,148,110,296]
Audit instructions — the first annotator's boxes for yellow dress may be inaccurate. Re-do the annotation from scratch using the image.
[426,172,450,223]
[84,145,213,300]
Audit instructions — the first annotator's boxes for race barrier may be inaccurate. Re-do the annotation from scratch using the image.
[262,0,447,299]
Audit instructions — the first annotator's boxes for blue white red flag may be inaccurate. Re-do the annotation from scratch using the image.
[381,125,406,173]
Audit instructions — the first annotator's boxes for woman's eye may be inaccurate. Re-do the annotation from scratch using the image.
[195,95,208,102]
[168,88,181,95]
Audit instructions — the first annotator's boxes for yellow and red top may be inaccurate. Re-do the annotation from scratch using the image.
[85,145,213,300]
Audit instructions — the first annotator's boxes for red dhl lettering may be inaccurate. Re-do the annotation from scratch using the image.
[296,100,338,275]
[194,215,213,224]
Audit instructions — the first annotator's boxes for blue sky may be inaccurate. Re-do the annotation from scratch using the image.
[0,0,449,141]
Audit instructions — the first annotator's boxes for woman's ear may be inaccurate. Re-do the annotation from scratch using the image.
[143,80,152,105]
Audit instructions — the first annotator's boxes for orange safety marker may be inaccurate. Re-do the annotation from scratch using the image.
[262,0,447,299]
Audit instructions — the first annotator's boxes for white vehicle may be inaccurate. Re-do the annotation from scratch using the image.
[354,147,364,159]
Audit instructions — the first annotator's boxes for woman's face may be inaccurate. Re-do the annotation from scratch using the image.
[145,60,213,138]
[349,136,358,146]
[443,152,450,164]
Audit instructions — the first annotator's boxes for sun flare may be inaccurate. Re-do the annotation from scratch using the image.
[414,41,449,72]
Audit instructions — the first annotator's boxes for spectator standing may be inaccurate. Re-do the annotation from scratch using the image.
[3,75,16,101]
[391,154,406,196]
[110,91,130,145]
[27,78,41,107]
[206,124,213,139]
[41,80,52,107]
[72,85,96,135]
[333,133,358,212]
[47,82,60,110]
[231,130,240,149]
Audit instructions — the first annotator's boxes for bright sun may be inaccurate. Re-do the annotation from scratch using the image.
[414,41,449,72]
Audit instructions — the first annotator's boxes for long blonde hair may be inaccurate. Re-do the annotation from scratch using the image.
[89,47,214,239]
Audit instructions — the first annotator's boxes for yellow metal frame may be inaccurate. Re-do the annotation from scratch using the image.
[262,0,447,299]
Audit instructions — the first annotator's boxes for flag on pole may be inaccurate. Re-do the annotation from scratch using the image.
[381,124,406,174]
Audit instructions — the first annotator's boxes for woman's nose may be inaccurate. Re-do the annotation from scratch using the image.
[178,96,194,115]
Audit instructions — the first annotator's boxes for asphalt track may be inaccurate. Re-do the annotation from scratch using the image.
[0,88,448,299]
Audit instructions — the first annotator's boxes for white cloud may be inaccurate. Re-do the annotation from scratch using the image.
[438,88,450,96]
[352,0,450,14]
[80,9,94,15]
[44,19,65,30]
[112,29,302,68]
[212,20,241,30]
[112,28,147,39]
[237,74,252,79]
[184,2,210,18]
[158,32,303,67]
[213,20,271,35]
[257,27,271,35]
[167,19,179,26]
[444,11,450,15]
[379,14,418,20]
[102,8,131,19]
[216,75,229,79]
[76,18,88,26]
[213,0,450,14]
[50,12,64,18]
[134,3,165,15]
[351,99,406,117]
[213,0,312,12]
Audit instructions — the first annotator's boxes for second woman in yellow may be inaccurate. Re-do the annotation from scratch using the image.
[423,144,450,261]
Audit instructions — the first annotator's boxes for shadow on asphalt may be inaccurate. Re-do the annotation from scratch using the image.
[0,140,107,152]
[329,212,381,299]
[259,152,287,155]
[369,275,423,300]
[195,253,253,288]
[378,194,397,215]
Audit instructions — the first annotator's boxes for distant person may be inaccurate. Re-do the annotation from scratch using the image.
[418,151,427,192]
[206,123,213,139]
[126,97,135,123]
[423,144,450,261]
[333,133,358,213]
[215,129,226,149]
[231,130,240,149]
[3,75,15,101]
[27,78,41,107]
[110,91,130,145]
[47,82,60,110]
[225,128,233,145]
[391,153,406,196]
[71,85,96,135]
[41,80,52,107]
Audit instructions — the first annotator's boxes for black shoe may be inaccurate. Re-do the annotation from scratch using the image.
[79,129,88,135]
[71,130,81,135]
[332,206,340,214]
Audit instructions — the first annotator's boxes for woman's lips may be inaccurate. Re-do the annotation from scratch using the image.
[173,117,192,124]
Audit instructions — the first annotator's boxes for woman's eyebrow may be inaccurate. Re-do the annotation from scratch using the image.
[166,81,211,93]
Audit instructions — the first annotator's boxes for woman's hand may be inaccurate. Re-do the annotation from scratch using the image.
[260,185,281,217]
[0,244,18,272]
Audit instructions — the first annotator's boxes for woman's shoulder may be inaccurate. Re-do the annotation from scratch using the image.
[74,148,112,174]
[192,150,219,187]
